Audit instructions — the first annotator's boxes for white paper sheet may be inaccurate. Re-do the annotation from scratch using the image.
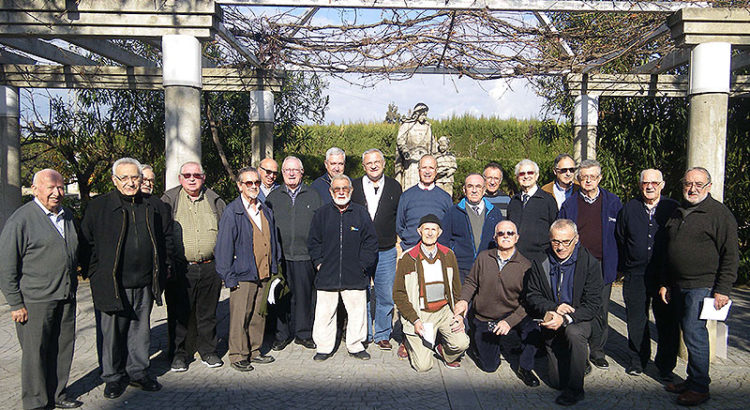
[267,278,281,304]
[699,298,732,321]
[422,322,435,348]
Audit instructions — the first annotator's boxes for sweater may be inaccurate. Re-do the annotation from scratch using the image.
[438,197,504,273]
[664,194,739,295]
[506,188,558,264]
[310,174,333,204]
[459,249,531,326]
[0,201,79,310]
[351,176,402,250]
[396,184,453,250]
[264,184,322,261]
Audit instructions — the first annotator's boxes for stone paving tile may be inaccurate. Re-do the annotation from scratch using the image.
[2,284,749,409]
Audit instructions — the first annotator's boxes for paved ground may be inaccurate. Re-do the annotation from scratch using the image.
[1,283,749,409]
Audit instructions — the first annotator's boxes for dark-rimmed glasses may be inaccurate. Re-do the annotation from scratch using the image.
[495,231,516,237]
[181,173,204,180]
[240,180,262,188]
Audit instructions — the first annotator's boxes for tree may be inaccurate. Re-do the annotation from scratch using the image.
[384,102,402,124]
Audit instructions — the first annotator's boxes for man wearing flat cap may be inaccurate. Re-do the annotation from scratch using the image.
[393,214,469,371]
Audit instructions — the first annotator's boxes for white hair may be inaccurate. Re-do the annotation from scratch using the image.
[282,156,304,171]
[330,174,353,189]
[112,157,142,176]
[578,159,602,177]
[639,168,663,183]
[325,147,346,162]
[514,159,539,177]
[179,161,204,175]
[550,219,578,236]
[361,148,385,163]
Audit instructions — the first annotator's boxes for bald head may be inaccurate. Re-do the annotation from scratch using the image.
[259,158,279,189]
[32,169,65,213]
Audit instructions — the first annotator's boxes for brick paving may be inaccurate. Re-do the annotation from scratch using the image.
[1,284,749,409]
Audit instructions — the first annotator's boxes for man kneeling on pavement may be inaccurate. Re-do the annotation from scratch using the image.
[454,220,541,386]
[393,214,470,371]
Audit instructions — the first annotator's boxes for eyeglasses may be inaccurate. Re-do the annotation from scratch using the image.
[495,230,516,237]
[682,181,708,189]
[331,187,351,193]
[260,166,278,176]
[240,180,262,188]
[579,174,600,181]
[114,175,141,183]
[641,181,662,187]
[556,167,577,174]
[180,173,204,180]
[551,237,577,247]
[283,168,302,174]
[142,178,155,183]
[518,171,535,177]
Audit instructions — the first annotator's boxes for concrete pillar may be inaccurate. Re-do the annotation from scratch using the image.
[162,35,202,190]
[573,94,598,163]
[0,86,21,230]
[249,90,274,166]
[687,42,731,202]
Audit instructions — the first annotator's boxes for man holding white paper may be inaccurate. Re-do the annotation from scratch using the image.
[659,167,739,407]
[393,214,469,371]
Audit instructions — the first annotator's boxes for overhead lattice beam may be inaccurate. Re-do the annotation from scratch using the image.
[0,38,97,65]
[0,48,36,65]
[215,22,262,69]
[566,73,750,97]
[66,39,157,68]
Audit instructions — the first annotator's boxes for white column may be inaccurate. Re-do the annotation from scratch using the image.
[573,94,599,163]
[687,42,731,202]
[0,86,21,230]
[162,35,202,190]
[249,90,274,166]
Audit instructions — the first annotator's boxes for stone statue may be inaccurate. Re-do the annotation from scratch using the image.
[435,136,457,196]
[395,102,437,189]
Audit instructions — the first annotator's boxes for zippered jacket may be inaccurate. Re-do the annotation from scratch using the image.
[439,197,504,273]
[307,202,378,290]
[80,190,174,313]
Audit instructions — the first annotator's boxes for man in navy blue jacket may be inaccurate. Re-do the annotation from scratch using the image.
[215,167,281,372]
[308,175,378,361]
[559,159,622,370]
[439,173,504,283]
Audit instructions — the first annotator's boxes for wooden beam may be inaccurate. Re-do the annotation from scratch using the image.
[533,11,574,58]
[631,49,690,74]
[215,22,262,69]
[0,1,217,14]
[0,48,36,64]
[669,8,750,46]
[66,39,157,68]
[566,73,750,97]
[0,38,96,65]
[582,24,669,73]
[216,0,694,13]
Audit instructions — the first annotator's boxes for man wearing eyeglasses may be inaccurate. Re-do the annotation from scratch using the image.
[161,162,226,372]
[525,219,603,406]
[80,157,174,398]
[311,147,346,201]
[140,164,156,196]
[257,158,280,203]
[454,220,540,386]
[559,159,622,371]
[541,154,580,210]
[659,167,738,406]
[215,167,282,372]
[507,159,558,264]
[615,169,679,378]
[482,162,511,217]
[265,156,322,351]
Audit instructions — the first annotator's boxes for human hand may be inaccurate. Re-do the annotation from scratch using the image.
[453,300,468,317]
[493,320,511,336]
[541,311,563,331]
[414,320,424,337]
[11,307,28,323]
[714,292,730,310]
[556,303,575,315]
[451,315,465,333]
[658,287,669,304]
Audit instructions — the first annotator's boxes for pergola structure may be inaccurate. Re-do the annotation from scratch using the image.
[1,1,749,225]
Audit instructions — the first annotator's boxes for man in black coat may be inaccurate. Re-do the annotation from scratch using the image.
[308,175,378,361]
[81,157,174,399]
[351,148,402,350]
[525,219,603,406]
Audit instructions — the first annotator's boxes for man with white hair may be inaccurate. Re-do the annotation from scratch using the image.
[81,157,174,398]
[507,159,558,264]
[659,167,739,406]
[308,175,378,361]
[311,147,346,201]
[140,164,156,196]
[0,169,83,409]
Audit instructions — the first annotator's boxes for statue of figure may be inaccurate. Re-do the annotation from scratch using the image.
[395,102,437,189]
[435,136,457,197]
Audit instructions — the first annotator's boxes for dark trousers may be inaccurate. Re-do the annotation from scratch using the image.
[653,291,680,377]
[279,260,316,341]
[623,273,652,369]
[15,299,76,409]
[545,321,592,398]
[166,261,222,360]
[471,315,540,373]
[100,286,153,383]
[674,287,713,393]
[589,282,612,360]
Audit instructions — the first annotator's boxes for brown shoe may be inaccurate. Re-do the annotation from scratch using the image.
[665,382,689,394]
[676,390,709,406]
[397,342,409,360]
[376,340,393,350]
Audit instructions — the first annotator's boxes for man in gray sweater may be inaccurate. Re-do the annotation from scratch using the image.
[0,169,82,409]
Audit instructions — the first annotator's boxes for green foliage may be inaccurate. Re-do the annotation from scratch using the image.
[384,102,402,124]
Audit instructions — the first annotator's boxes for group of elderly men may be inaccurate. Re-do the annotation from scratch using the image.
[0,145,738,408]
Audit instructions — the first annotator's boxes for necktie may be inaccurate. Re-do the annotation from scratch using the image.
[373,185,379,194]
[522,193,530,206]
[471,205,480,215]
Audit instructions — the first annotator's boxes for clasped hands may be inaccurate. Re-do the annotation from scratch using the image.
[540,303,575,331]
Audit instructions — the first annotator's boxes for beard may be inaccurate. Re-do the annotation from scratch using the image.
[333,195,351,206]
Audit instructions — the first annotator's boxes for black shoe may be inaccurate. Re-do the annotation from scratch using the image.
[55,398,83,408]
[555,392,584,406]
[295,338,317,349]
[170,356,188,372]
[516,367,540,387]
[231,359,254,372]
[584,362,592,376]
[626,365,643,376]
[349,350,371,360]
[201,353,224,368]
[590,357,609,370]
[252,354,275,364]
[272,338,292,351]
[103,381,127,399]
[313,352,332,361]
[129,377,161,392]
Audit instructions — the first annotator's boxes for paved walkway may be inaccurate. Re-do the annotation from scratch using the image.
[1,284,749,409]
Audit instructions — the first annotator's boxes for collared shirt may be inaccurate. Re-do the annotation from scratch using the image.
[496,249,515,271]
[241,196,263,231]
[521,185,538,198]
[580,187,600,204]
[420,244,437,260]
[175,189,218,262]
[34,198,65,238]
[286,184,302,205]
[467,199,485,216]
[363,175,384,220]
[644,198,659,220]
[418,182,436,191]
[260,183,276,198]
[553,182,574,209]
